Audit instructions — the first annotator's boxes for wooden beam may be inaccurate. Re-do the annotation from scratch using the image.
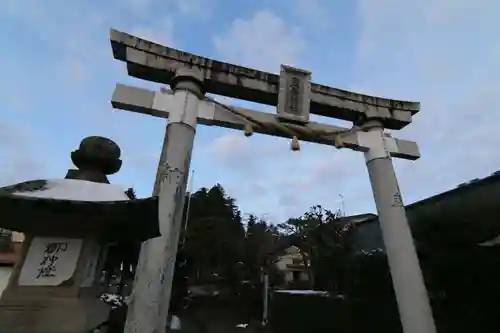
[110,29,419,130]
[112,84,420,160]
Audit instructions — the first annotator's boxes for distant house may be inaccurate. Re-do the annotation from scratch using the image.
[275,246,309,286]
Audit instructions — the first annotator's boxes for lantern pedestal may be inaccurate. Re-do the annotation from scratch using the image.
[0,235,109,332]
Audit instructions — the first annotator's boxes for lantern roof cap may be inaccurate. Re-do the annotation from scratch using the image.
[0,179,159,241]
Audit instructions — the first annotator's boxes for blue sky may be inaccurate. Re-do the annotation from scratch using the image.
[1,0,499,223]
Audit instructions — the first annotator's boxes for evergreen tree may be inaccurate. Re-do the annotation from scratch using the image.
[183,184,245,283]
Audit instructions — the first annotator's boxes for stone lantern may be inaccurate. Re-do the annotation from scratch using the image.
[0,136,160,333]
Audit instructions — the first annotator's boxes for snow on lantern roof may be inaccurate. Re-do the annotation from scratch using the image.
[8,179,130,202]
[0,136,161,241]
[275,290,330,296]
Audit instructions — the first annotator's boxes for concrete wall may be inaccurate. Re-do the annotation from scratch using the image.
[0,241,23,265]
[0,231,23,296]
[0,266,13,297]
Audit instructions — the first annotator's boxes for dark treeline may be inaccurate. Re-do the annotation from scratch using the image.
[180,184,359,294]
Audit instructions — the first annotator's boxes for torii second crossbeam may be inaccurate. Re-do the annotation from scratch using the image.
[112,84,420,160]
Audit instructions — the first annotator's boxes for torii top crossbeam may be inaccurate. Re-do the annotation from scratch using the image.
[110,29,419,130]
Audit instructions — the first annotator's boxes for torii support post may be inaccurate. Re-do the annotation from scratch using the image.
[123,68,204,333]
[109,29,437,333]
[358,121,436,333]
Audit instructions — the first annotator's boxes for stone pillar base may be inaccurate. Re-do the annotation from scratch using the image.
[0,295,110,333]
[0,236,111,332]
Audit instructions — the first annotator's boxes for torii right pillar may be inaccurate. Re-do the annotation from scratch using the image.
[358,118,436,333]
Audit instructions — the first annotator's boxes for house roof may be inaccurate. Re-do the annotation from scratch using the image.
[407,170,500,229]
[406,170,500,212]
[337,213,377,225]
[360,170,500,244]
[361,170,500,223]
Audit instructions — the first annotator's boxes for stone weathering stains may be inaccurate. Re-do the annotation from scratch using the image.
[110,29,419,130]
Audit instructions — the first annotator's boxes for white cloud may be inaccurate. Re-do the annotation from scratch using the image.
[0,155,47,186]
[124,0,212,19]
[213,10,306,72]
[0,121,48,186]
[278,192,299,208]
[2,0,497,223]
[205,132,287,175]
[0,120,30,149]
[293,0,330,29]
[208,134,249,159]
[1,1,110,85]
[1,0,177,85]
[57,58,90,84]
[0,0,178,188]
[205,1,500,220]
[355,0,500,204]
[208,6,372,216]
[205,129,370,216]
[0,80,32,114]
[126,0,151,13]
[176,0,212,17]
[130,18,176,46]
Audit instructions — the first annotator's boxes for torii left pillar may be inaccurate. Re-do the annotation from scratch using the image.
[124,68,205,333]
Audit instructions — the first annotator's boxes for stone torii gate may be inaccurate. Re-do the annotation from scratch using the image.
[109,29,437,333]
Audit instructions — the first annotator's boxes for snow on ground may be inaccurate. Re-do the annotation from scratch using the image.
[479,234,500,246]
[11,179,130,201]
[274,290,329,296]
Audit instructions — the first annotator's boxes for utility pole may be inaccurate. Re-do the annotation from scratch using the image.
[123,68,205,333]
[109,29,436,333]
[339,194,346,217]
[262,270,269,326]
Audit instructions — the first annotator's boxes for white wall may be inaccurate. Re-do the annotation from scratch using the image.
[11,232,25,243]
